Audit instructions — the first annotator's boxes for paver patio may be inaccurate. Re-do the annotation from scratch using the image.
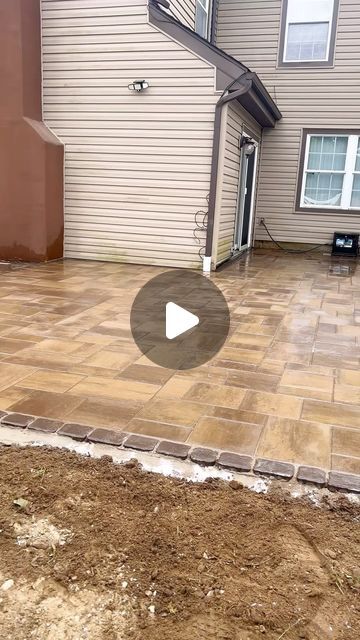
[0,250,359,477]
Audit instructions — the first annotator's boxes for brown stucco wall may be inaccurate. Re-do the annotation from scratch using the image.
[0,0,64,262]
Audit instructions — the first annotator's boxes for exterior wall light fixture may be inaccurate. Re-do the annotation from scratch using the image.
[128,80,149,92]
[240,134,256,155]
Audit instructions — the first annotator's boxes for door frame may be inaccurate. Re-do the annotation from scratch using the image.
[232,132,259,254]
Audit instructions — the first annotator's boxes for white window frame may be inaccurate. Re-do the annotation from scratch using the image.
[351,144,360,208]
[300,134,360,210]
[195,0,213,40]
[282,0,335,63]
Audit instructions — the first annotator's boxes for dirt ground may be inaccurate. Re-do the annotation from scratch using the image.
[0,447,359,640]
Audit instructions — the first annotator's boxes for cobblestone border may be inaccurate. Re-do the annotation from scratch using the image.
[1,411,359,494]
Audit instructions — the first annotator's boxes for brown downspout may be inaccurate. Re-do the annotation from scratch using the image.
[204,79,252,271]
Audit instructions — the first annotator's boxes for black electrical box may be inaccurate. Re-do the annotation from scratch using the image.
[332,232,359,257]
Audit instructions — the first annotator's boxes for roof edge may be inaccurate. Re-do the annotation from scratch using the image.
[148,1,281,127]
[148,0,248,89]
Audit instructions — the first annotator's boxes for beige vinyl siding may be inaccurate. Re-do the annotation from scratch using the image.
[217,0,360,246]
[41,0,218,268]
[168,0,196,30]
[214,102,261,265]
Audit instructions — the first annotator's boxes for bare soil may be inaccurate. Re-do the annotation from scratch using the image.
[0,446,359,640]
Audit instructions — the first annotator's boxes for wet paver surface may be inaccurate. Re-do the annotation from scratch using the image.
[0,250,359,476]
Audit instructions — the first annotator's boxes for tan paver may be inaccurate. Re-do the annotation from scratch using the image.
[279,368,334,401]
[0,363,37,391]
[183,382,246,408]
[137,398,207,428]
[10,390,83,420]
[118,363,174,385]
[257,417,331,467]
[127,419,191,442]
[64,398,142,430]
[0,387,31,410]
[333,427,360,456]
[302,399,360,429]
[338,369,360,386]
[19,370,84,393]
[227,370,280,393]
[70,377,160,403]
[334,384,360,405]
[188,416,262,454]
[331,455,360,475]
[241,390,303,419]
[0,251,359,473]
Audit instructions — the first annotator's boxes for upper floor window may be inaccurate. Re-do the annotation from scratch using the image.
[297,132,360,211]
[279,0,339,66]
[195,0,212,40]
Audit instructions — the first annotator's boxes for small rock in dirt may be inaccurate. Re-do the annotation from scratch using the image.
[1,580,14,592]
[124,460,138,469]
[308,588,324,598]
[151,569,159,580]
[148,605,155,614]
[229,480,242,491]
[162,588,173,598]
[100,455,113,463]
[194,551,203,559]
[325,548,337,560]
[13,498,30,511]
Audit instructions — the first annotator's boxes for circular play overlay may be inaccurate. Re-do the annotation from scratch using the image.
[130,270,230,370]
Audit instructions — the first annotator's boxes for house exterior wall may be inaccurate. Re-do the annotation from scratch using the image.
[214,101,261,265]
[217,0,360,246]
[41,0,219,268]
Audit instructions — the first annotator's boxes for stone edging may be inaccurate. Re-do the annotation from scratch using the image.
[0,411,359,494]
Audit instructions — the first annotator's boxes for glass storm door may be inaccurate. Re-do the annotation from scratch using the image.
[233,142,257,252]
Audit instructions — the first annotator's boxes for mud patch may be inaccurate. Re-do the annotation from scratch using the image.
[0,446,359,640]
[14,518,72,549]
[0,575,136,640]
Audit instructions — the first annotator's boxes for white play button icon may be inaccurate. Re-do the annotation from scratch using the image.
[131,270,230,369]
[166,302,199,340]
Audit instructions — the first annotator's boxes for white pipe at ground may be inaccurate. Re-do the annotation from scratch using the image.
[202,256,212,273]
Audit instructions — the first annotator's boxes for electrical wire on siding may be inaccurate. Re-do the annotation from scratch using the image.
[193,194,209,259]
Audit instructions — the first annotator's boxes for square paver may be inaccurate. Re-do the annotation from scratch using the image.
[188,417,263,455]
